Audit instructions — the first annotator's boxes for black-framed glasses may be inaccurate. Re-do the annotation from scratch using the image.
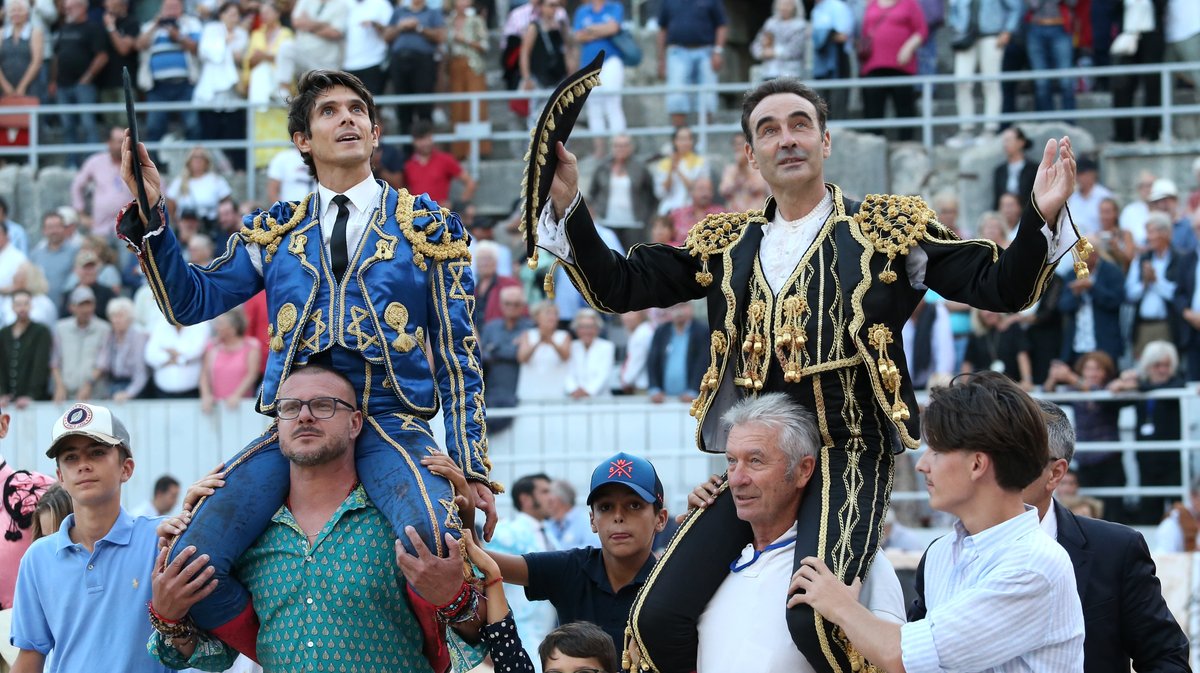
[545,669,606,673]
[276,397,357,420]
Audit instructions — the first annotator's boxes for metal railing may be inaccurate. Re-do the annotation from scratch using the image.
[2,60,1197,197]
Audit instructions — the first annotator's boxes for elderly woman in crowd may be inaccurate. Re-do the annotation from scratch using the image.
[97,297,149,401]
[472,240,522,327]
[1097,197,1137,273]
[750,0,810,80]
[0,0,44,100]
[1109,340,1186,524]
[199,307,261,412]
[517,300,571,402]
[588,134,657,249]
[1,262,56,325]
[565,308,614,400]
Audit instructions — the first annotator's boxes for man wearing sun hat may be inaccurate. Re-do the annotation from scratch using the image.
[484,451,669,664]
[9,403,186,673]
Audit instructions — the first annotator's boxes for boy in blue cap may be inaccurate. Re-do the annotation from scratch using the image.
[487,452,668,663]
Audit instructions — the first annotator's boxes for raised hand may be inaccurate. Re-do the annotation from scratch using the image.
[1031,136,1076,227]
[120,130,163,220]
[549,141,579,220]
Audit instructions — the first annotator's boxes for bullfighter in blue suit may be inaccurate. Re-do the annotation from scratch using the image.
[116,70,497,659]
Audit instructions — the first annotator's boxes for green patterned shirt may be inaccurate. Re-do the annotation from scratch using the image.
[150,486,485,672]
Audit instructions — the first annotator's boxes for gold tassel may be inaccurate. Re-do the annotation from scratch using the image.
[544,260,559,299]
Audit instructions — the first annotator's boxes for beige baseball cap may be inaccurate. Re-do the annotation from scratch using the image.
[46,403,132,459]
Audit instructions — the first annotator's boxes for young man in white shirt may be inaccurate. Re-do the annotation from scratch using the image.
[790,371,1084,673]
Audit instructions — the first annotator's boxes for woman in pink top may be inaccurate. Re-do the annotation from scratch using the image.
[859,0,927,140]
[199,308,262,412]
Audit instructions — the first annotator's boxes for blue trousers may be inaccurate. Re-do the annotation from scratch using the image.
[169,347,459,629]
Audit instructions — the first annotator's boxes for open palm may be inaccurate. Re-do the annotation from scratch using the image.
[1031,136,1075,224]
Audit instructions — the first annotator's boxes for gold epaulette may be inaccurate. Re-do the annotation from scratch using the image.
[238,194,313,263]
[396,189,472,271]
[853,194,935,284]
[684,210,763,287]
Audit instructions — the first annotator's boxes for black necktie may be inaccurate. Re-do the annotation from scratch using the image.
[330,194,350,281]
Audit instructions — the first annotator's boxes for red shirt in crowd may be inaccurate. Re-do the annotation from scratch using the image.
[404,150,464,204]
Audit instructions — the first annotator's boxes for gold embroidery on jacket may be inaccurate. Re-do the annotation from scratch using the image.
[270,302,297,352]
[853,194,933,284]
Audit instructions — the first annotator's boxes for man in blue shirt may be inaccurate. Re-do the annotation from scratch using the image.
[134,0,202,142]
[811,0,854,114]
[656,0,726,128]
[647,301,709,403]
[10,403,172,673]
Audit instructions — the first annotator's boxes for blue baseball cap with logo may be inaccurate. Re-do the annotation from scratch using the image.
[586,452,664,507]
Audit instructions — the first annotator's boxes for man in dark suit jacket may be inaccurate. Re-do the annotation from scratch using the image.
[1172,245,1200,381]
[993,126,1039,209]
[1059,250,1126,365]
[646,301,709,403]
[911,400,1190,673]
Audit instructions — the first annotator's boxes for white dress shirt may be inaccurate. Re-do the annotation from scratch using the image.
[144,320,211,393]
[619,320,655,390]
[1125,249,1176,320]
[247,175,382,275]
[564,338,615,397]
[901,507,1084,672]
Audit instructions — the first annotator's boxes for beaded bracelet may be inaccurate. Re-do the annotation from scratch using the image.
[147,602,196,640]
[436,582,479,623]
[444,589,480,624]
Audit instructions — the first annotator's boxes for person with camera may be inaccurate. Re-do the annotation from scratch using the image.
[136,0,202,143]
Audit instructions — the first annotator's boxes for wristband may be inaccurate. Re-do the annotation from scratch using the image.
[483,576,504,589]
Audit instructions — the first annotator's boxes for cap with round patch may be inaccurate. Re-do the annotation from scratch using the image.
[46,403,132,458]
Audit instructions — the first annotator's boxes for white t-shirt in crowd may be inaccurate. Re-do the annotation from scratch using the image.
[267,148,318,203]
[697,533,906,673]
[344,0,393,70]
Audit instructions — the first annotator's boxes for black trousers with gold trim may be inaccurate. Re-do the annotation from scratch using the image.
[630,380,896,673]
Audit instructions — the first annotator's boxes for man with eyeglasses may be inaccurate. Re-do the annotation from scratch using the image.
[149,364,489,672]
[117,68,495,659]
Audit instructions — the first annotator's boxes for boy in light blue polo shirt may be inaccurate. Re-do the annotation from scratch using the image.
[10,403,177,673]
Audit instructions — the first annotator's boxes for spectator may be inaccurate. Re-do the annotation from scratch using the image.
[1043,352,1126,519]
[616,308,653,393]
[1109,340,1185,524]
[1147,178,1196,254]
[1119,170,1155,246]
[1173,225,1200,381]
[565,308,614,400]
[0,0,44,101]
[1112,0,1167,143]
[403,120,476,208]
[961,309,1032,389]
[446,0,492,159]
[75,235,124,294]
[1127,212,1181,356]
[213,196,240,238]
[97,296,149,401]
[61,248,116,321]
[481,285,532,425]
[992,126,1036,209]
[719,132,770,213]
[947,0,1019,147]
[199,308,260,412]
[575,0,626,158]
[29,482,70,541]
[52,0,107,166]
[275,0,348,89]
[164,146,233,230]
[137,0,202,143]
[1024,0,1077,116]
[750,0,811,80]
[97,0,138,120]
[1,262,56,326]
[384,0,444,138]
[651,126,708,216]
[1066,157,1113,236]
[144,318,209,398]
[543,479,600,549]
[901,296,955,389]
[0,219,27,294]
[369,117,407,190]
[1165,0,1200,90]
[517,300,571,402]
[472,240,522,327]
[519,0,571,113]
[669,177,722,244]
[51,285,111,402]
[859,0,927,142]
[487,473,560,669]
[656,0,726,128]
[650,214,675,244]
[342,0,393,94]
[265,146,315,203]
[70,126,132,237]
[0,289,52,406]
[500,0,568,124]
[931,189,961,236]
[0,197,27,255]
[10,403,170,673]
[1023,269,1065,385]
[1059,248,1125,365]
[998,191,1023,240]
[1189,156,1200,214]
[1098,197,1137,272]
[467,211,513,278]
[588,134,657,249]
[129,475,181,518]
[1156,475,1200,551]
[646,301,707,403]
[194,1,248,171]
[810,0,854,113]
[975,210,1008,245]
[242,0,293,169]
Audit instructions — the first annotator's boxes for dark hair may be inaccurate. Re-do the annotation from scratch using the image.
[31,484,73,540]
[410,118,435,140]
[287,69,378,181]
[741,78,829,139]
[11,289,32,303]
[922,371,1048,491]
[510,473,550,511]
[671,125,693,145]
[538,622,617,673]
[284,361,358,407]
[1010,126,1032,150]
[221,307,248,337]
[216,0,240,17]
[0,196,7,215]
[154,475,180,495]
[1073,350,1116,383]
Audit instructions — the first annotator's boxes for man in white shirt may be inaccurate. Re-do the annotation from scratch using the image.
[790,371,1084,672]
[692,392,906,673]
[1119,170,1155,246]
[342,0,392,92]
[1066,156,1114,236]
[265,146,317,204]
[0,220,28,294]
[144,318,210,397]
